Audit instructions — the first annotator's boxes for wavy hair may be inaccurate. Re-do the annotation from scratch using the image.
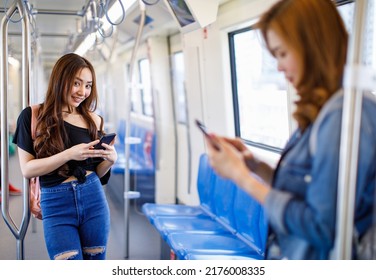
[257,0,348,130]
[34,53,101,176]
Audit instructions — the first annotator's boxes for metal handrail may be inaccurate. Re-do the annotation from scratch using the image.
[1,0,32,260]
[123,0,146,259]
[332,0,368,259]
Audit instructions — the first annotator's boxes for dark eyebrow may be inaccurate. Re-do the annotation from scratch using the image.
[75,77,92,84]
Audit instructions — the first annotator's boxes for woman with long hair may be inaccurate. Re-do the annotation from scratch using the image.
[13,53,117,260]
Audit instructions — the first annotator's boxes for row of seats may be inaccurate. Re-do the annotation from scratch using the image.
[109,119,156,206]
[112,119,156,175]
[142,153,268,260]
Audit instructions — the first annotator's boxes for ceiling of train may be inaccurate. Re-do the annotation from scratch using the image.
[1,0,230,70]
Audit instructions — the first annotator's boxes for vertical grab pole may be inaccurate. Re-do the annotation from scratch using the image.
[332,0,368,259]
[123,0,146,259]
[1,0,31,260]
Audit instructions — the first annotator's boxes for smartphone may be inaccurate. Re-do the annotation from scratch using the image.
[195,119,220,151]
[94,133,116,150]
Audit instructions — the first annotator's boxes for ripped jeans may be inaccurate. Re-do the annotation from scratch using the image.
[40,172,110,260]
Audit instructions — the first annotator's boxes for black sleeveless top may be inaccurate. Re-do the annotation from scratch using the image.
[13,106,110,187]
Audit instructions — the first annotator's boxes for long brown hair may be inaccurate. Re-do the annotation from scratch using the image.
[34,53,101,175]
[257,0,348,130]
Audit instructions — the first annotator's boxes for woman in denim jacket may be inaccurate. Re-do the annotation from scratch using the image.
[206,0,376,259]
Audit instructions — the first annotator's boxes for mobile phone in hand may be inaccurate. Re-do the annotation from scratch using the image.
[94,133,116,150]
[195,119,220,151]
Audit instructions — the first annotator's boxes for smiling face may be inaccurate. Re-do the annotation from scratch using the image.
[67,67,93,110]
[267,28,301,89]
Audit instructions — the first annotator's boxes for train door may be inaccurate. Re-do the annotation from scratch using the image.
[169,34,199,206]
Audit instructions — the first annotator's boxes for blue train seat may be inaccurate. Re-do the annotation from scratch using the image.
[166,186,265,260]
[143,153,267,260]
[167,232,264,260]
[150,173,238,240]
[185,254,260,260]
[142,154,216,225]
[109,120,156,206]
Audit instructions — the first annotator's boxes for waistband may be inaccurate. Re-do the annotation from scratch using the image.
[41,172,99,192]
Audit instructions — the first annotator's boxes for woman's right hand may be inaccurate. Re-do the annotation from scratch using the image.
[206,135,271,204]
[67,140,103,161]
[222,137,248,152]
[222,137,258,171]
[205,134,250,183]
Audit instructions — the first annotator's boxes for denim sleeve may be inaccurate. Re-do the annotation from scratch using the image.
[264,189,293,234]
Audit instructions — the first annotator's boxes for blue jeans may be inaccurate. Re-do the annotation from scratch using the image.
[40,172,110,260]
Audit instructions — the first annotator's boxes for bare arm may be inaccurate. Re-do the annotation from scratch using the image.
[95,142,117,178]
[18,139,101,179]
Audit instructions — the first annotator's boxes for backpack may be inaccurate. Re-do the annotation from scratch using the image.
[29,105,42,220]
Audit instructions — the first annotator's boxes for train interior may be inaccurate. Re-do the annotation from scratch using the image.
[1,0,376,260]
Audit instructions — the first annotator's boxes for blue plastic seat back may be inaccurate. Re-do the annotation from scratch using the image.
[212,175,236,231]
[233,187,263,254]
[141,130,155,170]
[113,123,155,173]
[185,253,261,260]
[168,232,264,260]
[150,133,157,167]
[142,203,205,220]
[129,124,144,160]
[197,154,216,213]
[130,122,139,136]
[117,119,126,144]
[258,208,268,253]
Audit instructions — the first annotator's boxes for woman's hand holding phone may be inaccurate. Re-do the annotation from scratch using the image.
[195,119,221,151]
[94,133,116,150]
[195,119,258,174]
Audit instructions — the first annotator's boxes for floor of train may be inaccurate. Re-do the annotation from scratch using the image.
[0,152,162,260]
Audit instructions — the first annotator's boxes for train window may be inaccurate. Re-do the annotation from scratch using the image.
[127,63,138,113]
[338,1,376,67]
[362,1,376,67]
[138,58,154,117]
[171,51,187,124]
[337,1,355,33]
[229,27,290,152]
[337,0,376,94]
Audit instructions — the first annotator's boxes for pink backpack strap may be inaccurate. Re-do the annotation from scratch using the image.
[30,105,40,140]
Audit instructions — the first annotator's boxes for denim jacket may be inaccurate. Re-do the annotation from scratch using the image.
[264,90,376,259]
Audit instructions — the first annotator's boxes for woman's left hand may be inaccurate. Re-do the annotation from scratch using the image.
[99,143,118,164]
[206,134,250,183]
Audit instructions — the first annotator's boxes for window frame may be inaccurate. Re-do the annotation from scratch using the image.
[228,26,288,154]
[138,58,153,117]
